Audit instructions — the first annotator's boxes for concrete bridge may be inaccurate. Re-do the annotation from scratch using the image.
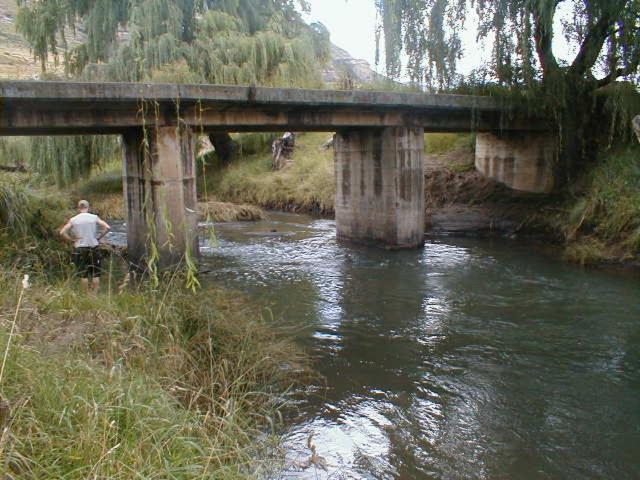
[0,81,554,268]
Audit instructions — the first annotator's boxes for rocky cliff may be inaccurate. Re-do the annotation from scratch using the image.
[322,44,386,87]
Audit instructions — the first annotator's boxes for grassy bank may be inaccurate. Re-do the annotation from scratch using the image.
[208,132,335,215]
[541,145,640,265]
[0,181,307,478]
[208,132,476,216]
[0,272,305,478]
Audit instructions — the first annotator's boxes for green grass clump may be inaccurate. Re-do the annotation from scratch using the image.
[76,170,123,196]
[209,132,335,215]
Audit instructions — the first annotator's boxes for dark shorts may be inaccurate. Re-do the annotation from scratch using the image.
[73,247,101,278]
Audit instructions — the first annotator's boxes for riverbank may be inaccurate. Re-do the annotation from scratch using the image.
[208,133,639,267]
[0,181,307,478]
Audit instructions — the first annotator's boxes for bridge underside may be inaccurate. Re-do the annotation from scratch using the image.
[0,81,552,269]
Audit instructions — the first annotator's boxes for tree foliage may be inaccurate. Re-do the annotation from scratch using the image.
[27,136,121,186]
[376,0,639,91]
[16,0,329,87]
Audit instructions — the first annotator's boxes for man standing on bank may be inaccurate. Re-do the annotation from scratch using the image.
[59,200,111,291]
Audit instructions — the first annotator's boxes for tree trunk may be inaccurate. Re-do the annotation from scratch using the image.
[544,73,599,188]
[209,133,237,166]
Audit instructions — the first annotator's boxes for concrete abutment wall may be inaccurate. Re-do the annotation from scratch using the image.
[122,126,199,270]
[475,132,557,193]
[335,127,425,248]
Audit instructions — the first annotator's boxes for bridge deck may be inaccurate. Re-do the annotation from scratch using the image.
[0,81,542,135]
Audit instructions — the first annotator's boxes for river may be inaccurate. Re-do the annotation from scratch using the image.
[118,212,640,479]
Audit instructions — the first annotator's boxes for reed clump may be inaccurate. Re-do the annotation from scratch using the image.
[199,201,265,222]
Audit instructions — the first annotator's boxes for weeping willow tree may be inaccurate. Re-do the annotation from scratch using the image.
[15,0,330,175]
[27,136,121,187]
[376,0,640,182]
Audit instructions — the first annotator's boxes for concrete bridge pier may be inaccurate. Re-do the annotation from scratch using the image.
[475,132,557,193]
[122,125,199,271]
[334,127,425,248]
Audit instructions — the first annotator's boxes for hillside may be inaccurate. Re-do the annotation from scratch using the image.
[322,44,386,87]
[0,0,85,78]
[0,0,36,78]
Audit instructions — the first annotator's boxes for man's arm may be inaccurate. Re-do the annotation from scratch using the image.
[97,218,111,241]
[59,220,75,243]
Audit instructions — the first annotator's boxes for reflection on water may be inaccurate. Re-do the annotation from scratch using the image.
[201,212,640,479]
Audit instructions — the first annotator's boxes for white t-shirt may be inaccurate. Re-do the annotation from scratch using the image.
[70,212,100,248]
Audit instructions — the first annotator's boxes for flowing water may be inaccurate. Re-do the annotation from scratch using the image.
[116,213,640,479]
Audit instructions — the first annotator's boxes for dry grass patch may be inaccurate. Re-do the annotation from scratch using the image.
[199,200,265,222]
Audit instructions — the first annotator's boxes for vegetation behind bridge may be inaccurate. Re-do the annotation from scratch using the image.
[12,0,331,183]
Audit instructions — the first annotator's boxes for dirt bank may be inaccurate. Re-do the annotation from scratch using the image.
[423,149,553,237]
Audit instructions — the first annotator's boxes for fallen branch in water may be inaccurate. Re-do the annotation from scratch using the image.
[0,165,26,173]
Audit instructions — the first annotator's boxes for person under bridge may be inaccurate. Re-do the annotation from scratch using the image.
[272,132,296,170]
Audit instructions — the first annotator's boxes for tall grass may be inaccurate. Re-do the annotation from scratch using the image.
[0,181,307,477]
[0,270,306,478]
